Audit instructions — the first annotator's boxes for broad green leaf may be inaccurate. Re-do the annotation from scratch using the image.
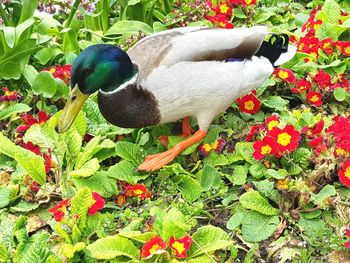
[62,126,82,161]
[70,187,94,230]
[61,243,75,259]
[0,242,10,262]
[173,174,202,203]
[311,185,336,208]
[262,96,288,111]
[160,207,192,241]
[254,180,280,204]
[105,20,153,35]
[106,160,146,184]
[249,163,267,179]
[188,255,216,263]
[316,22,338,41]
[0,103,31,121]
[229,165,247,185]
[24,124,55,151]
[188,226,233,258]
[203,151,230,166]
[72,224,82,244]
[226,212,244,230]
[15,150,46,185]
[333,88,347,102]
[235,142,256,164]
[242,211,279,243]
[266,169,288,179]
[119,231,156,243]
[70,158,100,178]
[10,200,40,212]
[31,71,57,98]
[20,232,51,263]
[22,65,38,86]
[115,141,143,165]
[1,61,21,80]
[87,236,139,260]
[0,186,17,209]
[239,190,279,215]
[0,132,24,159]
[34,48,53,65]
[298,217,328,238]
[73,171,117,198]
[320,0,340,24]
[75,136,101,169]
[198,165,221,191]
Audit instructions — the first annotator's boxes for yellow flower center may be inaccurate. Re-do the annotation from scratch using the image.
[313,23,321,30]
[211,140,218,150]
[310,95,319,102]
[261,145,272,155]
[345,46,350,54]
[277,132,291,146]
[278,70,289,79]
[267,120,279,131]
[4,90,12,96]
[245,0,252,4]
[219,22,226,27]
[276,179,289,190]
[345,166,350,179]
[244,100,255,110]
[133,189,144,196]
[149,244,160,254]
[202,143,212,152]
[219,3,229,14]
[49,68,56,73]
[172,241,185,254]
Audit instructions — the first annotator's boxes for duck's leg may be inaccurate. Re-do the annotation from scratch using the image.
[181,117,194,137]
[138,130,207,172]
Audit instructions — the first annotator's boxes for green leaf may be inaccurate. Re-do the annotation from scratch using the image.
[226,212,244,230]
[1,61,21,80]
[23,124,55,151]
[321,0,340,24]
[198,165,221,191]
[188,226,233,258]
[333,88,347,102]
[298,217,327,238]
[15,150,46,185]
[0,103,31,121]
[76,136,101,169]
[203,151,230,166]
[173,174,202,203]
[229,165,247,185]
[62,126,82,161]
[70,158,100,178]
[160,207,192,241]
[235,142,256,164]
[266,169,288,179]
[0,186,18,209]
[20,232,51,263]
[0,132,23,159]
[119,231,156,243]
[73,171,117,198]
[34,48,53,65]
[72,224,81,244]
[262,96,288,111]
[106,160,146,184]
[10,200,40,212]
[70,187,94,230]
[254,180,280,204]
[242,211,279,243]
[87,236,139,260]
[249,163,267,179]
[239,190,279,216]
[115,141,143,165]
[105,20,153,35]
[0,242,10,262]
[316,22,338,41]
[31,71,57,98]
[23,65,38,86]
[311,185,336,208]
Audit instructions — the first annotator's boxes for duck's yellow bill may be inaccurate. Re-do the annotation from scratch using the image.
[57,86,89,133]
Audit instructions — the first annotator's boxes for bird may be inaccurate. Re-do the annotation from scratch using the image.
[57,25,296,172]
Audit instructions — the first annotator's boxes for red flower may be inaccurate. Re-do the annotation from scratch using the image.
[88,192,105,215]
[320,38,334,55]
[236,91,261,114]
[48,199,70,222]
[334,41,350,56]
[344,225,350,248]
[30,181,40,192]
[169,236,192,259]
[198,139,225,156]
[206,14,234,29]
[270,125,301,154]
[141,236,167,259]
[306,91,323,107]
[303,120,324,137]
[0,87,21,102]
[42,65,72,84]
[246,124,264,142]
[273,68,296,84]
[253,136,278,160]
[339,159,350,188]
[291,79,312,93]
[20,142,53,174]
[21,141,41,155]
[125,184,152,199]
[297,36,320,59]
[313,70,331,89]
[17,111,49,135]
[308,136,327,156]
[216,2,232,16]
[265,115,280,131]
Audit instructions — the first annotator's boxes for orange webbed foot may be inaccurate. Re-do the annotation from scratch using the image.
[181,117,194,137]
[138,130,207,172]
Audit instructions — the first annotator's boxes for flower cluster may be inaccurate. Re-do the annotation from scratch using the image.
[116,181,152,205]
[42,64,72,84]
[251,115,301,160]
[16,111,50,138]
[236,90,261,114]
[0,87,21,102]
[141,235,192,259]
[198,138,225,156]
[206,0,256,28]
[48,192,105,222]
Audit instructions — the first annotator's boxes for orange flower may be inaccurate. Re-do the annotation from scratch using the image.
[141,236,167,259]
[270,125,301,154]
[236,90,261,114]
[306,91,323,107]
[339,159,350,188]
[169,236,192,259]
[253,136,278,160]
[265,115,280,131]
[273,68,296,84]
[291,79,311,93]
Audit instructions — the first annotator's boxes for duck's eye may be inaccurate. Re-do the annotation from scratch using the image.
[71,95,77,101]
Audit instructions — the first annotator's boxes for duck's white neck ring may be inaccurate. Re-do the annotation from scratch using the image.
[99,73,138,95]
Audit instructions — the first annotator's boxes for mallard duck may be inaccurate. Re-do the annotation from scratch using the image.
[57,26,296,172]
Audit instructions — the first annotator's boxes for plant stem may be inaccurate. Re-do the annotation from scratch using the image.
[0,4,10,26]
[65,0,81,28]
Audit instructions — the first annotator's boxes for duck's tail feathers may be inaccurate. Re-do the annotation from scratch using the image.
[255,34,297,67]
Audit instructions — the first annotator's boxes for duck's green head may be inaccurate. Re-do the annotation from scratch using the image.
[57,44,135,133]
